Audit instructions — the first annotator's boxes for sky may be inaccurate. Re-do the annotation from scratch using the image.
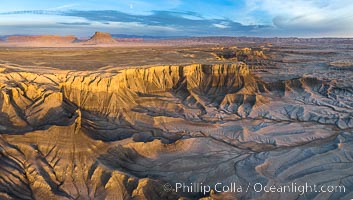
[1,0,353,37]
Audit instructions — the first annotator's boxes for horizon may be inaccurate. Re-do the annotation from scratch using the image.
[2,32,353,40]
[1,1,353,37]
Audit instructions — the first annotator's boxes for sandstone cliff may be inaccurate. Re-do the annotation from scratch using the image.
[6,35,77,44]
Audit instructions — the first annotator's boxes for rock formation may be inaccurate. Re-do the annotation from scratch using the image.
[6,35,77,44]
[82,32,117,45]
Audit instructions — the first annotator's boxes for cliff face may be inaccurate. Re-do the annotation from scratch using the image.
[3,32,119,46]
[0,64,353,199]
[6,35,77,44]
[82,32,117,45]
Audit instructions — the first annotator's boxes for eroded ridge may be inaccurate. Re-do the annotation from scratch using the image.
[0,63,352,199]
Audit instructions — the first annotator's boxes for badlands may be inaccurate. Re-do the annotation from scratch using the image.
[0,35,353,199]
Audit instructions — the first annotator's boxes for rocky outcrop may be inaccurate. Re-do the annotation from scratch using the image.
[6,35,77,44]
[82,32,117,45]
[2,32,119,46]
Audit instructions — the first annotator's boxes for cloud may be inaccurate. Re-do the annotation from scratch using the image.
[0,9,272,36]
[57,22,91,26]
[2,0,352,37]
[213,23,230,29]
[1,0,353,37]
[245,0,353,35]
[59,10,270,36]
[49,4,79,10]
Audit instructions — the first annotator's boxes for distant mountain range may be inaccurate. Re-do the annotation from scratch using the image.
[0,33,187,41]
[110,34,188,39]
[0,32,147,45]
[1,32,353,46]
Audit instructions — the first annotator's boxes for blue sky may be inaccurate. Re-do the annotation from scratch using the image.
[0,0,353,37]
